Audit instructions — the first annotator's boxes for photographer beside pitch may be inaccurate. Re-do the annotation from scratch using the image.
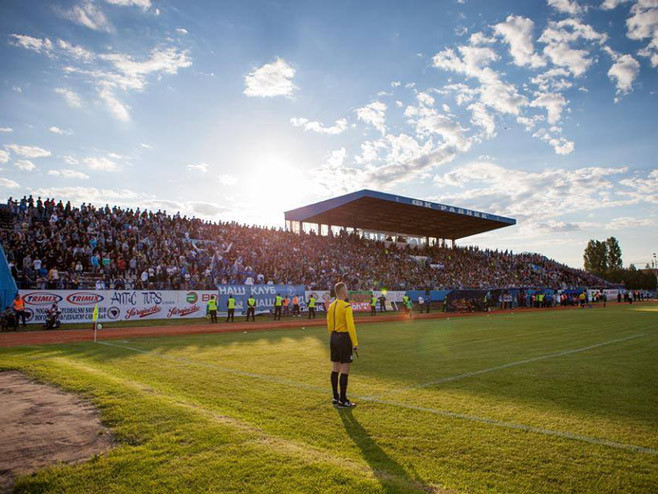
[327,282,358,408]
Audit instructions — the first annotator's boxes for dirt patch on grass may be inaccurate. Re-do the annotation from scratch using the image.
[0,371,113,492]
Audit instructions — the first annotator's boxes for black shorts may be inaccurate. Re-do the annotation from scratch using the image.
[330,331,353,364]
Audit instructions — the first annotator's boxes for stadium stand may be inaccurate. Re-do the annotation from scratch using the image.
[0,195,609,292]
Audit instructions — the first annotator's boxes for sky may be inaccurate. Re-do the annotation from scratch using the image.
[0,0,657,269]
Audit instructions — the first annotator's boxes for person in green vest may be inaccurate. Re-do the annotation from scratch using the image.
[207,295,218,324]
[246,295,256,322]
[405,297,413,318]
[226,295,236,323]
[402,294,410,315]
[307,294,317,319]
[274,293,283,320]
[370,294,377,316]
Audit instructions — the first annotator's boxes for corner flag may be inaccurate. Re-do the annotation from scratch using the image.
[93,304,99,343]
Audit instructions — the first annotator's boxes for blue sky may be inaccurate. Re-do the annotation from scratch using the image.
[0,0,656,268]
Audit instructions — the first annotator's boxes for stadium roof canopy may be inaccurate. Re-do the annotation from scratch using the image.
[284,189,516,240]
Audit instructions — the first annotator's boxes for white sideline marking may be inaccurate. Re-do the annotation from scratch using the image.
[95,339,658,457]
[410,333,647,390]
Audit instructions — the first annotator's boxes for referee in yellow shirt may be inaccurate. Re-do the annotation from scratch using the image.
[327,282,358,408]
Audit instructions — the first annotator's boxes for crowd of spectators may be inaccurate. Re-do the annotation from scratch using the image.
[1,196,609,292]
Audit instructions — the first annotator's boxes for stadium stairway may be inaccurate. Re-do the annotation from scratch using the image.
[0,205,18,310]
[0,204,13,232]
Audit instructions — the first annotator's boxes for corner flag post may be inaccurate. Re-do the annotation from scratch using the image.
[92,303,99,343]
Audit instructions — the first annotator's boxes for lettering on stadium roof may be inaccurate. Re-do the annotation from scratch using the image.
[410,199,488,220]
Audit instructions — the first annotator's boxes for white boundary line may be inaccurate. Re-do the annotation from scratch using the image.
[95,339,658,457]
[407,333,648,389]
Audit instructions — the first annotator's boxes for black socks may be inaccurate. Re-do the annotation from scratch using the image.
[331,371,339,400]
[339,373,349,403]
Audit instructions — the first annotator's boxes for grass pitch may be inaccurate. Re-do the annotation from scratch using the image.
[1,303,657,493]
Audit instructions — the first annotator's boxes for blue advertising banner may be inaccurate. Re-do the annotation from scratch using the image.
[405,290,451,302]
[216,284,306,314]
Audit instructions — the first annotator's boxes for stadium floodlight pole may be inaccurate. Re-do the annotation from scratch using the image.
[653,253,657,295]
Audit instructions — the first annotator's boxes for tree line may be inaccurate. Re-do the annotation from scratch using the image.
[583,237,656,290]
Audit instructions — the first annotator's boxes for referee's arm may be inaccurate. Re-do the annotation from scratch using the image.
[345,305,358,347]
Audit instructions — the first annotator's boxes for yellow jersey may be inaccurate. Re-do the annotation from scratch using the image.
[327,299,358,346]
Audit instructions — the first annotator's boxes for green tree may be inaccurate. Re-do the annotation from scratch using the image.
[583,239,608,273]
[606,237,623,270]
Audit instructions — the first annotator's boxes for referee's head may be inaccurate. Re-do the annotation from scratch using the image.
[334,282,348,300]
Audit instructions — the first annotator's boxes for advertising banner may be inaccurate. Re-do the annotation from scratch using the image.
[216,284,306,314]
[18,290,218,325]
[347,291,374,312]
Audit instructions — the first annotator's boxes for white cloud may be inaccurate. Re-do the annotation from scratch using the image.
[533,127,575,154]
[417,91,435,106]
[49,126,73,135]
[8,34,53,55]
[98,88,130,121]
[0,178,20,188]
[218,174,237,185]
[315,136,457,194]
[530,92,568,124]
[619,169,658,203]
[105,0,151,10]
[627,0,658,68]
[432,46,527,115]
[608,53,641,94]
[0,127,12,133]
[4,144,51,159]
[0,150,9,163]
[91,46,192,92]
[56,39,95,62]
[326,148,347,168]
[530,67,573,91]
[61,0,115,33]
[601,0,628,8]
[14,160,36,171]
[30,187,145,207]
[187,202,231,217]
[290,117,348,135]
[243,58,296,97]
[493,15,546,68]
[186,163,209,173]
[547,0,587,15]
[605,216,656,229]
[176,28,188,34]
[404,105,471,151]
[8,39,191,120]
[47,169,89,179]
[140,143,152,149]
[468,102,496,137]
[55,88,82,108]
[539,19,608,77]
[83,156,119,171]
[355,101,387,135]
[433,162,630,228]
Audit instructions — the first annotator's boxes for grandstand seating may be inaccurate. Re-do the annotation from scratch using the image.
[0,196,610,292]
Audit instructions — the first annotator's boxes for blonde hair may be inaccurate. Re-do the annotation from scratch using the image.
[334,282,347,298]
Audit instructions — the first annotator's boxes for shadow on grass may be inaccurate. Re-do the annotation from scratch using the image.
[337,408,432,493]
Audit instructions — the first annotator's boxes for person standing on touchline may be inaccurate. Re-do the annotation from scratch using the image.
[327,282,358,408]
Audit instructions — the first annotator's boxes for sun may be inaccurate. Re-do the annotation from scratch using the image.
[240,153,310,224]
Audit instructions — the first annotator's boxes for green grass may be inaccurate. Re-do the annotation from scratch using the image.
[1,303,657,493]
